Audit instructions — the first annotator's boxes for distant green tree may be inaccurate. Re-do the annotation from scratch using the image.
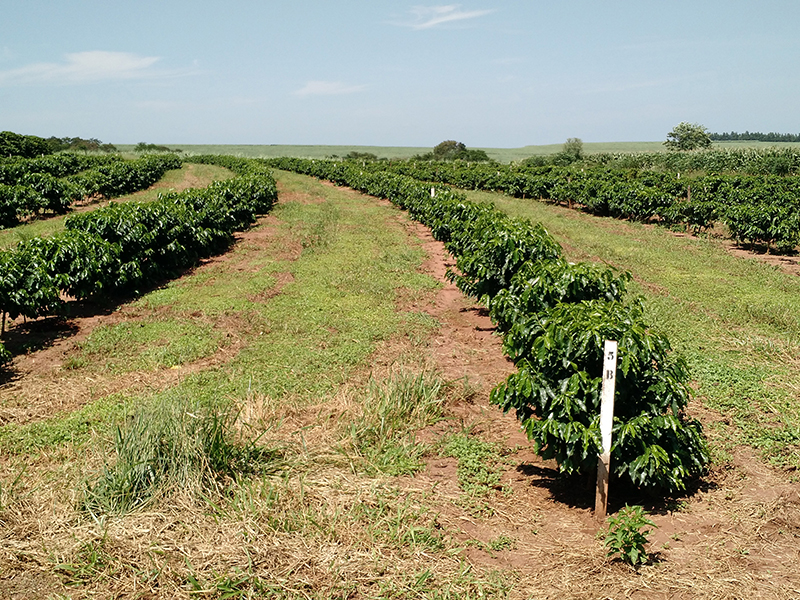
[664,122,712,151]
[344,151,379,160]
[551,137,584,165]
[45,136,118,153]
[410,141,491,162]
[562,137,583,160]
[458,148,491,162]
[433,140,467,160]
[417,140,491,162]
[134,142,178,153]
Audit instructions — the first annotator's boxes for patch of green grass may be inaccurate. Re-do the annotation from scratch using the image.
[443,433,506,496]
[0,216,67,248]
[371,563,512,599]
[82,394,286,515]
[54,535,116,586]
[486,535,518,552]
[352,487,446,552]
[0,393,133,454]
[73,317,223,373]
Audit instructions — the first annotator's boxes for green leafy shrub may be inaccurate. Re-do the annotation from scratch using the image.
[602,505,655,566]
[491,300,709,492]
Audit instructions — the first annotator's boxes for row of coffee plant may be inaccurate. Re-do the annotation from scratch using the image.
[0,153,120,179]
[355,160,800,254]
[0,157,277,363]
[585,146,800,176]
[265,157,709,493]
[0,154,182,227]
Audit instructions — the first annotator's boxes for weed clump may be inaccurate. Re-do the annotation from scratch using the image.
[443,432,505,496]
[347,369,446,476]
[82,398,284,515]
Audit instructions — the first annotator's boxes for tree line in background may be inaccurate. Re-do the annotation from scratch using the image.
[710,131,800,142]
[663,123,800,149]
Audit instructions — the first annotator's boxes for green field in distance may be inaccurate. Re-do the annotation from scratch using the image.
[114,140,800,164]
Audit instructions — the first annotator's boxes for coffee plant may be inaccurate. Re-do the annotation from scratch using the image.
[602,505,655,566]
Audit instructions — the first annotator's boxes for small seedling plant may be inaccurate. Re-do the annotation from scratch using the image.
[602,505,655,566]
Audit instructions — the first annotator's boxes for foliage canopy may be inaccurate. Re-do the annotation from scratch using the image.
[413,140,491,162]
[664,122,712,151]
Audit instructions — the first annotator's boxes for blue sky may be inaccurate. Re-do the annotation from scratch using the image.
[2,1,798,147]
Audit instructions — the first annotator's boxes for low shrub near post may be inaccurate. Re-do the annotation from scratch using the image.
[602,505,655,566]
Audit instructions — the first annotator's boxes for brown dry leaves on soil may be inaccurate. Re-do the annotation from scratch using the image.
[1,176,800,599]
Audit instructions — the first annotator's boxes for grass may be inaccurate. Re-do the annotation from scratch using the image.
[346,369,447,476]
[82,395,286,515]
[0,393,133,454]
[70,317,223,373]
[464,188,800,469]
[0,162,233,249]
[443,432,506,496]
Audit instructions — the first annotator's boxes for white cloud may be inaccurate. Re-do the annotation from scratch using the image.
[405,5,494,30]
[0,51,160,85]
[294,80,367,97]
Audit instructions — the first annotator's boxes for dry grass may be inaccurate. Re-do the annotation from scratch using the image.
[4,369,800,599]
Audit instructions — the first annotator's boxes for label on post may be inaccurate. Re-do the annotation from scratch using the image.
[595,340,618,520]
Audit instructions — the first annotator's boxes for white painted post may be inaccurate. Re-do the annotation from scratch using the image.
[595,340,618,521]
[430,186,436,198]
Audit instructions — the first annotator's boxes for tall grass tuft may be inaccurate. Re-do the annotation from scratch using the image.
[348,370,446,476]
[83,398,284,515]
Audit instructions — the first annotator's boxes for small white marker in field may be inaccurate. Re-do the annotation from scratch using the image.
[595,339,618,521]
[431,187,436,198]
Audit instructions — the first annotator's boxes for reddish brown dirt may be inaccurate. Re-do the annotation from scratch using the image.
[405,219,516,394]
[726,242,800,276]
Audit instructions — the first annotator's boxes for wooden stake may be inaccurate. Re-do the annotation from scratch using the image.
[595,340,618,521]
